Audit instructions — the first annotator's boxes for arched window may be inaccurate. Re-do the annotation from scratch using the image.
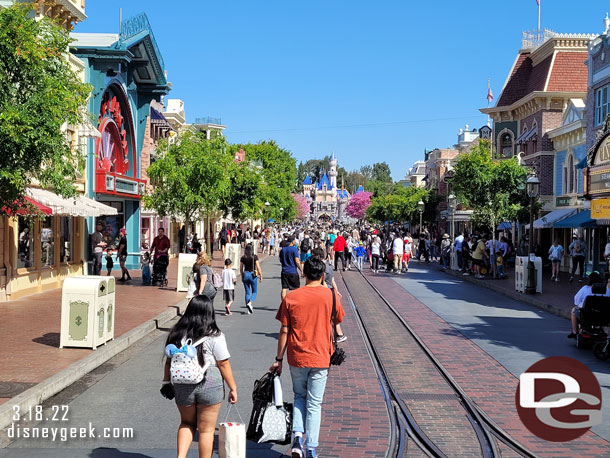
[568,154,576,194]
[501,133,513,157]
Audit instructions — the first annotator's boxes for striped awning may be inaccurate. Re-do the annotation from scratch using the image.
[26,188,117,217]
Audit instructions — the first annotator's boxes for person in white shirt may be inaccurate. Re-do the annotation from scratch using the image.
[371,236,381,273]
[548,239,564,282]
[392,234,404,273]
[454,233,464,270]
[222,259,237,315]
[568,272,610,338]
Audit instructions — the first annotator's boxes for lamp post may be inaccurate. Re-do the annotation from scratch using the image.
[279,207,284,226]
[448,194,456,240]
[418,200,425,234]
[525,175,540,295]
[264,201,270,226]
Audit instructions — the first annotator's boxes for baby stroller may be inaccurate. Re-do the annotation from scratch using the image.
[152,255,169,287]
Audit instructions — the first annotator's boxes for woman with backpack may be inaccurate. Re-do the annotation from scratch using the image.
[193,252,217,300]
[162,295,237,458]
[240,244,263,314]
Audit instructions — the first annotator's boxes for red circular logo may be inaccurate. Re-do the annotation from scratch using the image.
[515,356,602,442]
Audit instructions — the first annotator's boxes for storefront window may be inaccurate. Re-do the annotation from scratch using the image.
[60,217,73,263]
[40,216,54,267]
[97,202,124,250]
[141,218,150,250]
[17,217,34,269]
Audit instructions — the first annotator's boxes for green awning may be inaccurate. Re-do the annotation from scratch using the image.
[554,210,597,228]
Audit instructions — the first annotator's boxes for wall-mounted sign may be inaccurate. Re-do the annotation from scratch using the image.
[588,166,610,195]
[556,197,573,207]
[591,198,610,218]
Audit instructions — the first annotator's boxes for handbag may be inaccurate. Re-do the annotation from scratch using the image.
[218,404,246,458]
[246,374,292,444]
[330,289,346,366]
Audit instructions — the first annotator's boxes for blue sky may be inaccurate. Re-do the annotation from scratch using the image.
[74,0,609,180]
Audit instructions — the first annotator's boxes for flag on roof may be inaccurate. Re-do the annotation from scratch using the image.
[536,0,539,5]
[487,86,493,104]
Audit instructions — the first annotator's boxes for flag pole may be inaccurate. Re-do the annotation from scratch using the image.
[538,0,541,42]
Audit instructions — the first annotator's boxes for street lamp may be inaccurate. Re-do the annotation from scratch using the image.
[279,207,284,226]
[264,201,270,225]
[448,194,456,240]
[525,175,540,295]
[418,200,425,233]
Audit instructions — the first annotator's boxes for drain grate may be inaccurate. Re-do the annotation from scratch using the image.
[0,381,37,398]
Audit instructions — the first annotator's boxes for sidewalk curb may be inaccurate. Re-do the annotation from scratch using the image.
[0,298,188,431]
[443,268,571,320]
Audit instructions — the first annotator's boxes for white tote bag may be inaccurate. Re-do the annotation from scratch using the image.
[218,405,246,458]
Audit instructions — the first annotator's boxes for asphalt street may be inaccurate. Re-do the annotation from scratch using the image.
[0,257,293,458]
[393,262,610,440]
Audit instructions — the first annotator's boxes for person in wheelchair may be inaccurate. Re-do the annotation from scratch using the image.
[568,271,610,338]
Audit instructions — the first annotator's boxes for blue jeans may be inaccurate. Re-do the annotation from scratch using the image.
[289,366,328,449]
[242,271,258,304]
[356,256,364,270]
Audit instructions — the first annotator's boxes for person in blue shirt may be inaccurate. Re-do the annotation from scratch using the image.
[354,242,366,271]
[279,236,303,300]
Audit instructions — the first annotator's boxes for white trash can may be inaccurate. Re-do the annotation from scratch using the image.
[177,253,198,292]
[226,243,242,270]
[60,276,116,349]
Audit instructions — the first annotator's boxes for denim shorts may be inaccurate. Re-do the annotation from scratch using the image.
[174,366,224,406]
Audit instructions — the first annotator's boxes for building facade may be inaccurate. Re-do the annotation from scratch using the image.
[302,153,350,222]
[71,12,170,270]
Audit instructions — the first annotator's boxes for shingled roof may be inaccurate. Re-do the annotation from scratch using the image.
[496,49,588,108]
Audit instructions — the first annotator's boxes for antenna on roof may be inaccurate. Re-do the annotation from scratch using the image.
[119,8,122,33]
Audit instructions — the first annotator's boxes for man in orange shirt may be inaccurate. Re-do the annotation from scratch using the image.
[271,256,345,458]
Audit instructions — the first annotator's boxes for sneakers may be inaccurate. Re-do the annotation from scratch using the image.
[225,306,232,316]
[246,302,253,314]
[306,448,317,458]
[462,272,470,276]
[551,275,555,281]
[568,333,576,339]
[291,436,304,458]
[569,276,574,283]
[336,334,347,343]
[555,277,560,283]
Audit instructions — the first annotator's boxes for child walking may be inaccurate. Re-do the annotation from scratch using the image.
[222,258,236,315]
[141,252,151,285]
[105,248,114,276]
[354,242,366,271]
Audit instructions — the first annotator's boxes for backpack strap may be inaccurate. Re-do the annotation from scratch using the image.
[192,336,207,347]
[330,288,337,345]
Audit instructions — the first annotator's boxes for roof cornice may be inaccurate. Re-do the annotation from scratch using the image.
[480,91,587,115]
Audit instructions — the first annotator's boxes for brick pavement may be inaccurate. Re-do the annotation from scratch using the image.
[341,271,484,458]
[0,253,240,406]
[367,272,610,457]
[316,273,391,457]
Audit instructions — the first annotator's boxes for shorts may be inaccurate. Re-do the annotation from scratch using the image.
[281,272,301,290]
[119,255,127,263]
[223,289,234,302]
[472,258,483,266]
[174,366,225,406]
[220,239,227,246]
[572,306,580,319]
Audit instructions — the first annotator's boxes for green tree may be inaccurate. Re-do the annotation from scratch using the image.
[366,185,429,224]
[144,132,233,253]
[221,161,264,221]
[372,162,393,183]
[451,140,528,231]
[0,5,92,214]
[236,141,298,222]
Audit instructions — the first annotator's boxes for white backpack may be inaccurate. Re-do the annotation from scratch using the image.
[165,336,210,384]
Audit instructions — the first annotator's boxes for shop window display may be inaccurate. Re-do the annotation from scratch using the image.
[60,216,73,263]
[17,217,34,269]
[40,216,54,267]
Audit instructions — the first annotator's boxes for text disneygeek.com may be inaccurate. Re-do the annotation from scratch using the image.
[8,405,133,442]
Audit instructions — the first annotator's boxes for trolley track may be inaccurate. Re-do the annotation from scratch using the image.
[338,269,538,458]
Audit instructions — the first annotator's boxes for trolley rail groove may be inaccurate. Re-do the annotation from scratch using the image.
[339,269,539,458]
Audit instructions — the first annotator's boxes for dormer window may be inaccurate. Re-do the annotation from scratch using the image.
[595,85,610,126]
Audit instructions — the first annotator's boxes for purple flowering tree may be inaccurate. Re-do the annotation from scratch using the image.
[292,193,310,220]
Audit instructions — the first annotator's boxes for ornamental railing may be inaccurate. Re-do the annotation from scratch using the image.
[195,117,222,125]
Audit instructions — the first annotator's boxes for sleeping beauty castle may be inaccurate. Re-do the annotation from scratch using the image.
[302,153,351,222]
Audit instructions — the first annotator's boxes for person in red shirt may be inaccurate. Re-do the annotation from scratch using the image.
[150,227,171,259]
[271,256,345,458]
[333,232,347,271]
